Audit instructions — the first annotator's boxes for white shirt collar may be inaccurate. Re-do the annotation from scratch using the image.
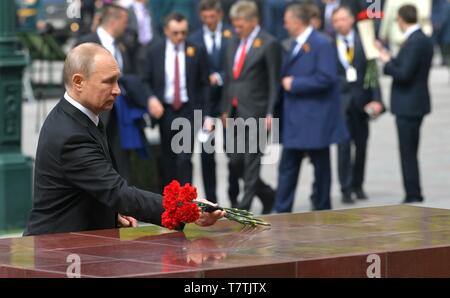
[97,26,115,48]
[295,26,314,47]
[247,25,261,43]
[338,30,355,45]
[203,22,223,36]
[404,24,420,40]
[64,92,99,126]
[166,39,185,52]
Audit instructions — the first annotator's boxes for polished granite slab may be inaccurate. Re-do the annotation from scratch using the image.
[0,205,449,277]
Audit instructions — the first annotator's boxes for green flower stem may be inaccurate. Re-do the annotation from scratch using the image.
[197,202,271,227]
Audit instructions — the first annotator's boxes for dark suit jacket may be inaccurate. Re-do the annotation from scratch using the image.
[281,29,348,149]
[188,24,234,117]
[384,29,434,117]
[24,98,164,236]
[335,32,383,114]
[222,29,282,119]
[143,39,210,115]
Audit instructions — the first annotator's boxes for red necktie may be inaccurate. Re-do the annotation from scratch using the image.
[173,45,182,111]
[232,39,248,108]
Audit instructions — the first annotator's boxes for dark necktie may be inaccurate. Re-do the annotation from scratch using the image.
[97,119,109,152]
[343,38,354,65]
[172,45,182,111]
[211,32,220,70]
[98,119,118,168]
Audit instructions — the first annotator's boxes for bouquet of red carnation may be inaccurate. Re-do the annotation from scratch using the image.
[161,180,270,230]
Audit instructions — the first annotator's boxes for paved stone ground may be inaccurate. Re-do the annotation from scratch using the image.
[5,61,447,238]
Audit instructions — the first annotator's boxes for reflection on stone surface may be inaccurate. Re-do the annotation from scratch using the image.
[0,205,449,277]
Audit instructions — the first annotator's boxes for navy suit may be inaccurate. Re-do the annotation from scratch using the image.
[143,39,210,188]
[335,32,384,196]
[384,29,433,202]
[188,24,234,204]
[274,30,348,212]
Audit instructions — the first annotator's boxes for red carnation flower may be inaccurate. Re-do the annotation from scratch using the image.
[161,180,200,230]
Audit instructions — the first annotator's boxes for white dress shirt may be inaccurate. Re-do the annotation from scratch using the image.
[233,25,261,69]
[97,26,123,71]
[164,40,189,104]
[292,26,314,57]
[64,92,99,126]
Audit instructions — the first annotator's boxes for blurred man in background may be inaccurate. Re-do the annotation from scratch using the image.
[377,5,434,204]
[332,6,384,204]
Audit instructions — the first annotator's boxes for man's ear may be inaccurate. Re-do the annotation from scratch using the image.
[72,74,84,92]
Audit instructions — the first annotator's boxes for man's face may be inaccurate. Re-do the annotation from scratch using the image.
[396,16,407,32]
[164,20,189,45]
[232,17,257,39]
[332,9,354,35]
[79,53,121,115]
[283,10,301,37]
[114,10,129,37]
[200,9,222,31]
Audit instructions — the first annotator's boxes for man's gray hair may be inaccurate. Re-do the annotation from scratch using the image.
[63,43,110,90]
[229,0,259,21]
[286,3,311,25]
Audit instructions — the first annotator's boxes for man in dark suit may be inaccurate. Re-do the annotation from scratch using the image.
[24,44,224,236]
[376,4,434,204]
[273,4,348,213]
[143,13,210,188]
[189,0,235,205]
[221,0,281,213]
[76,4,143,182]
[332,6,384,203]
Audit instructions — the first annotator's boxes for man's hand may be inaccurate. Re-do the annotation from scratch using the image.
[265,115,273,131]
[209,74,219,86]
[194,199,226,227]
[147,96,164,120]
[375,41,392,64]
[365,101,384,118]
[203,117,215,132]
[282,76,294,92]
[221,113,229,128]
[118,214,138,228]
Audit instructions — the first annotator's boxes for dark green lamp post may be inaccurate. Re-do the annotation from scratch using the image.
[0,0,33,232]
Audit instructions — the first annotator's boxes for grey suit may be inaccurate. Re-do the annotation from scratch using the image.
[222,29,281,212]
[222,30,281,119]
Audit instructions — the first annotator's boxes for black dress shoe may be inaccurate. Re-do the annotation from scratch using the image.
[342,192,355,204]
[353,188,368,200]
[402,196,424,204]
